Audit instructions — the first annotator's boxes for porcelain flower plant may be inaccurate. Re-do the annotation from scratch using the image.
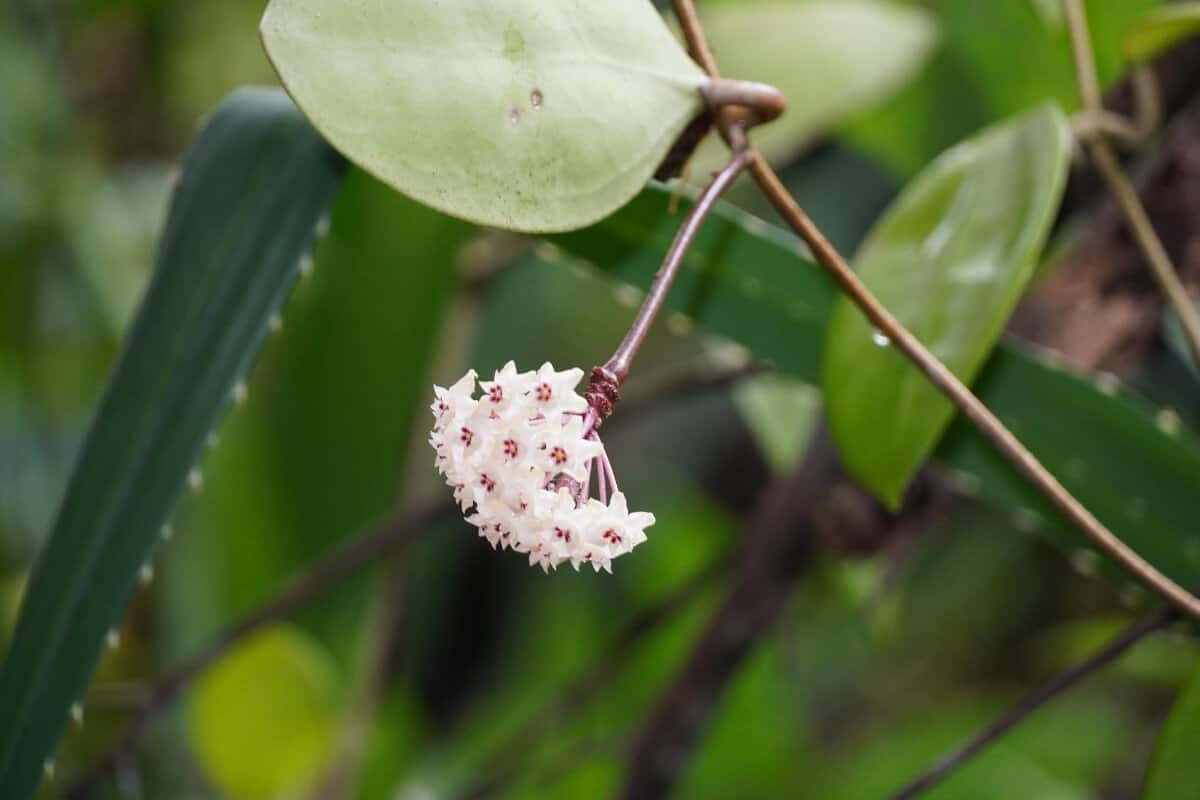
[429,361,655,572]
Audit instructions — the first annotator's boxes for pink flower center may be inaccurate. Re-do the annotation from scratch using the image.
[549,446,568,466]
[535,382,553,402]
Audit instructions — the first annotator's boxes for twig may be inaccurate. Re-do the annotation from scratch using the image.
[308,555,413,800]
[601,148,752,386]
[888,604,1178,799]
[65,502,450,799]
[670,0,1200,624]
[456,557,727,800]
[1064,0,1200,369]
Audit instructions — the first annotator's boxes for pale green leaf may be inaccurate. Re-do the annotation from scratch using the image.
[822,104,1072,507]
[689,1,937,171]
[1123,3,1200,64]
[261,0,705,233]
[187,626,339,800]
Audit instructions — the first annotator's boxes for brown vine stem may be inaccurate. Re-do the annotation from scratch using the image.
[600,146,752,386]
[1063,0,1200,369]
[888,603,1178,799]
[670,0,1200,623]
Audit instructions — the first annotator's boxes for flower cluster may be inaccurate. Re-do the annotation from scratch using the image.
[429,362,654,572]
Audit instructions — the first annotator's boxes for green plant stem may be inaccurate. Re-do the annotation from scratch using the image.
[888,603,1178,798]
[1063,0,1200,369]
[670,0,1200,623]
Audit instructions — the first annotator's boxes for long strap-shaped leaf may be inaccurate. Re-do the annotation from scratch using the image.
[552,188,1200,586]
[0,87,345,798]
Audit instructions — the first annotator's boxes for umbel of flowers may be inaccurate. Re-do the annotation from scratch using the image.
[429,362,654,572]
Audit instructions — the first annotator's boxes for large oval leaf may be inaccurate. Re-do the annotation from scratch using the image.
[1144,664,1200,800]
[0,89,345,800]
[822,104,1072,507]
[260,0,705,233]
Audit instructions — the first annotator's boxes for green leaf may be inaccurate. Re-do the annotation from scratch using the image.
[687,0,937,171]
[260,0,705,233]
[822,104,1072,507]
[0,88,344,799]
[553,182,1200,585]
[1123,3,1200,64]
[184,168,472,662]
[1144,664,1200,800]
[186,625,339,799]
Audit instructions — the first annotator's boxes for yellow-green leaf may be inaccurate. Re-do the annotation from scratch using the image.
[1123,3,1200,64]
[187,626,339,800]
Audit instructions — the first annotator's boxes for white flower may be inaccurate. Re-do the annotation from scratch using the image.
[430,369,477,432]
[587,491,654,559]
[478,361,536,420]
[528,362,588,415]
[531,415,604,483]
[429,362,654,573]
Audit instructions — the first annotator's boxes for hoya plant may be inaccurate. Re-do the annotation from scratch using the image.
[2,0,1200,798]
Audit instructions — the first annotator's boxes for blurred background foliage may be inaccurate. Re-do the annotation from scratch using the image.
[3,0,1199,798]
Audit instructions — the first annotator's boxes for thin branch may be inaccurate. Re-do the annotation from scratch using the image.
[1064,0,1200,369]
[1064,0,1103,111]
[888,604,1179,799]
[308,555,413,800]
[65,502,450,799]
[601,148,751,386]
[671,0,1200,624]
